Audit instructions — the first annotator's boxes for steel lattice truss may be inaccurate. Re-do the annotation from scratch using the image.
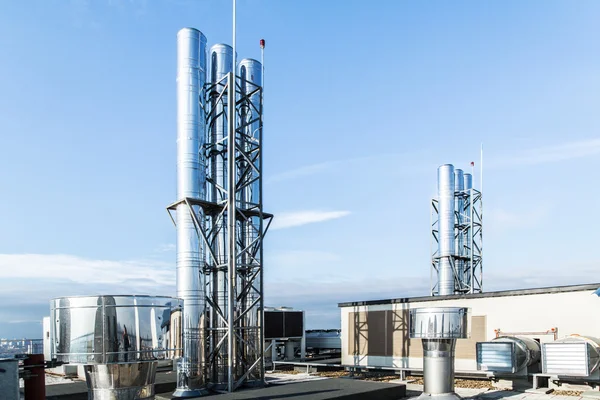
[430,189,483,295]
[168,72,272,392]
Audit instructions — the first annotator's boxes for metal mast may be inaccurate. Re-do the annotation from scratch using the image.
[431,164,482,295]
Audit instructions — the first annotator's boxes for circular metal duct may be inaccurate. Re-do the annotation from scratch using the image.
[492,336,541,372]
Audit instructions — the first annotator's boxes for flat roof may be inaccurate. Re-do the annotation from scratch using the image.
[338,282,600,308]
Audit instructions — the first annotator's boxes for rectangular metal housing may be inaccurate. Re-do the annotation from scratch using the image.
[477,342,517,373]
[543,342,592,376]
[264,310,304,339]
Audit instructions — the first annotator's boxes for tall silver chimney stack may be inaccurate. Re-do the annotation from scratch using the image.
[437,164,455,296]
[454,169,464,290]
[174,27,207,397]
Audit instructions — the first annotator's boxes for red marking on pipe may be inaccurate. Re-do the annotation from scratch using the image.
[260,39,265,49]
[24,354,45,400]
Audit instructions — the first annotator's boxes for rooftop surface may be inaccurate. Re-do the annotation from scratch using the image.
[44,371,594,400]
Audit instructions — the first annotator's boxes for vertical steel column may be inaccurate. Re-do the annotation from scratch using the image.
[259,41,266,384]
[463,173,473,293]
[226,71,236,393]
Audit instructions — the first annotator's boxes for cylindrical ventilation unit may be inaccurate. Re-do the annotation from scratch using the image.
[208,43,234,385]
[476,336,541,374]
[543,335,600,377]
[175,27,207,397]
[438,165,456,295]
[50,295,183,399]
[410,307,469,399]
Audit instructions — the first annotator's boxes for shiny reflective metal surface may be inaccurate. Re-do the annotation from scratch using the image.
[477,336,540,374]
[454,169,465,288]
[208,43,234,385]
[84,362,157,400]
[50,295,182,364]
[438,165,455,295]
[411,307,469,399]
[543,335,600,377]
[237,58,263,380]
[409,307,469,339]
[422,339,456,395]
[176,27,207,396]
[462,173,473,290]
[463,173,472,192]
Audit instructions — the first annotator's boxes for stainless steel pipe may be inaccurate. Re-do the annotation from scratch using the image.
[410,307,469,400]
[423,339,456,395]
[175,27,207,397]
[84,362,158,400]
[454,169,464,290]
[437,165,455,296]
[208,43,234,384]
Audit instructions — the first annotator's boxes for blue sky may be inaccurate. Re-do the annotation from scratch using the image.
[1,0,600,338]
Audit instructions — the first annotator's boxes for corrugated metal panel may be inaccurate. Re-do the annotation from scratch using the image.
[477,342,516,373]
[543,342,590,376]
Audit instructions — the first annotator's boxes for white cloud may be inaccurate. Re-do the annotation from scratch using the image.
[0,254,174,288]
[489,138,600,169]
[270,210,351,230]
[8,320,42,325]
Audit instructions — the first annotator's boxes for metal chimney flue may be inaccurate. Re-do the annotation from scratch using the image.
[437,164,455,296]
[410,307,470,400]
[174,27,208,398]
[430,165,482,295]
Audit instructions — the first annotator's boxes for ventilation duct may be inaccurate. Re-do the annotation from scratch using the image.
[477,336,540,375]
[543,335,600,378]
[410,307,469,400]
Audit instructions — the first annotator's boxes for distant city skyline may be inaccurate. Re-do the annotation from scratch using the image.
[1,0,600,338]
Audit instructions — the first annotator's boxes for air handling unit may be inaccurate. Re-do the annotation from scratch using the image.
[476,336,541,377]
[542,335,600,381]
[166,26,272,396]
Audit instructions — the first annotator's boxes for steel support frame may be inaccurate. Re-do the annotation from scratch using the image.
[431,188,483,295]
[167,72,271,392]
[204,72,270,391]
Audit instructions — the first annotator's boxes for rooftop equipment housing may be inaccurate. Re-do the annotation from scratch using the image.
[305,329,342,352]
[264,308,306,362]
[476,336,541,376]
[50,295,182,400]
[542,335,600,379]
